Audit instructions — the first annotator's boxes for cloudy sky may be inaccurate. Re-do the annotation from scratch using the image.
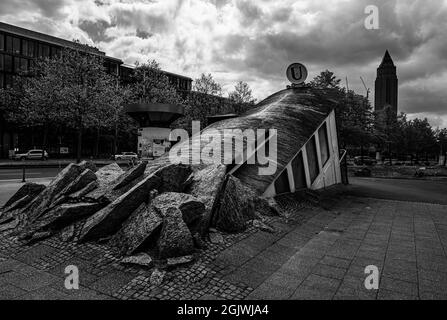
[1,0,447,128]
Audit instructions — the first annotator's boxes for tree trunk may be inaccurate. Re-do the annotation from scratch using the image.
[94,126,100,158]
[76,127,82,163]
[42,124,48,159]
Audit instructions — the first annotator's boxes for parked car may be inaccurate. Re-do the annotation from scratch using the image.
[354,156,376,166]
[14,149,49,161]
[114,152,138,161]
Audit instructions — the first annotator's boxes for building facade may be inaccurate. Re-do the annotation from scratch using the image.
[374,50,398,115]
[0,21,192,158]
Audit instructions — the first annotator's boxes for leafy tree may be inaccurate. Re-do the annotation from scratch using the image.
[310,70,342,89]
[228,81,256,104]
[193,73,223,96]
[373,106,401,164]
[436,128,447,165]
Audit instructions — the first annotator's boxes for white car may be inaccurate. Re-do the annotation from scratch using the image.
[14,149,49,161]
[114,152,138,161]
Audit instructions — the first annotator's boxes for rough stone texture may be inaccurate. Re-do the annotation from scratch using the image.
[79,173,161,242]
[16,163,89,228]
[185,164,227,234]
[67,180,99,200]
[86,163,146,203]
[112,161,147,190]
[254,197,281,217]
[166,255,194,266]
[22,202,105,237]
[150,268,166,286]
[152,192,205,233]
[78,160,97,173]
[209,231,224,244]
[154,164,192,193]
[61,225,75,242]
[95,163,124,187]
[121,253,153,267]
[2,182,45,209]
[1,195,33,218]
[111,203,163,255]
[157,207,195,259]
[250,219,275,233]
[52,169,97,205]
[214,175,257,233]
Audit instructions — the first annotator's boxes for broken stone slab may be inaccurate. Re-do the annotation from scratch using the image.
[2,182,45,209]
[250,219,275,233]
[185,164,227,235]
[0,219,19,232]
[209,231,224,244]
[1,194,33,218]
[213,175,256,233]
[150,268,166,286]
[110,202,163,255]
[78,173,161,242]
[52,169,97,205]
[19,202,105,240]
[152,192,205,233]
[166,255,194,267]
[157,207,195,259]
[112,161,147,190]
[121,253,153,268]
[67,180,99,200]
[78,160,97,173]
[95,163,124,187]
[16,162,91,228]
[85,162,146,203]
[61,225,75,242]
[154,164,192,193]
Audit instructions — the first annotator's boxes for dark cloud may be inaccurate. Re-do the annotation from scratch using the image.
[79,20,113,42]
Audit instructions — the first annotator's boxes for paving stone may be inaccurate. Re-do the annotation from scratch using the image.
[0,283,27,299]
[379,276,418,296]
[319,255,351,269]
[312,263,346,280]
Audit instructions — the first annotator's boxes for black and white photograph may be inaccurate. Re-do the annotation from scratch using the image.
[0,0,447,309]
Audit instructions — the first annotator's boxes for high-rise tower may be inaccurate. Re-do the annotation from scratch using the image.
[374,50,398,115]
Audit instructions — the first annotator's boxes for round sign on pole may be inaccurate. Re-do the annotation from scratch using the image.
[286,63,308,85]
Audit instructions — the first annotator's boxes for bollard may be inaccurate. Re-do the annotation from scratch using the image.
[22,165,26,183]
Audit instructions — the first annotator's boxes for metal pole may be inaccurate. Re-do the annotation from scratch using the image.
[22,165,26,183]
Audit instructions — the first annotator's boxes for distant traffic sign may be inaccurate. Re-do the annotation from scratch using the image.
[286,63,308,85]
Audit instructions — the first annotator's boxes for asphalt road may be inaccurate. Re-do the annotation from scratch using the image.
[347,177,447,205]
[0,167,62,181]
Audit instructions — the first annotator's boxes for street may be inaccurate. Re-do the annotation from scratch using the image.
[347,177,447,205]
[0,167,62,181]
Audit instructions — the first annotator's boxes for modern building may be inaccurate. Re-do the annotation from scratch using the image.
[0,21,192,158]
[374,50,398,115]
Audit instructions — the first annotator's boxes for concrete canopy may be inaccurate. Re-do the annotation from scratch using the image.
[125,103,184,127]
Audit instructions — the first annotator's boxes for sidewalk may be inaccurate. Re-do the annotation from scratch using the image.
[1,195,446,299]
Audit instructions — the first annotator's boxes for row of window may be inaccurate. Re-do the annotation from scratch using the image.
[0,53,33,75]
[0,72,14,89]
[274,122,331,194]
[0,33,62,59]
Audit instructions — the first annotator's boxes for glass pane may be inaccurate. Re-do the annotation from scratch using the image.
[306,135,320,183]
[42,45,50,57]
[20,58,28,71]
[0,34,4,51]
[291,151,307,189]
[22,39,28,56]
[318,123,330,166]
[28,41,35,57]
[274,168,291,194]
[0,54,3,71]
[13,37,20,54]
[5,73,13,88]
[0,72,4,88]
[4,54,12,72]
[6,36,13,53]
[38,43,43,57]
[14,57,20,72]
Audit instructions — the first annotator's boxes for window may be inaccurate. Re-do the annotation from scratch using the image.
[27,40,35,57]
[5,36,13,53]
[0,54,3,71]
[14,57,20,72]
[0,72,4,88]
[42,44,50,57]
[20,58,28,71]
[13,37,20,54]
[274,168,291,194]
[318,122,330,166]
[37,43,43,57]
[4,54,12,72]
[22,39,28,56]
[5,74,13,88]
[0,34,4,51]
[291,151,307,189]
[305,135,320,183]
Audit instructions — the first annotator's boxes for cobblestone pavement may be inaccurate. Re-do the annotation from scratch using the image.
[1,195,447,300]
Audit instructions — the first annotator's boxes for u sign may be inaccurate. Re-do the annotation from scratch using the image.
[286,63,308,85]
